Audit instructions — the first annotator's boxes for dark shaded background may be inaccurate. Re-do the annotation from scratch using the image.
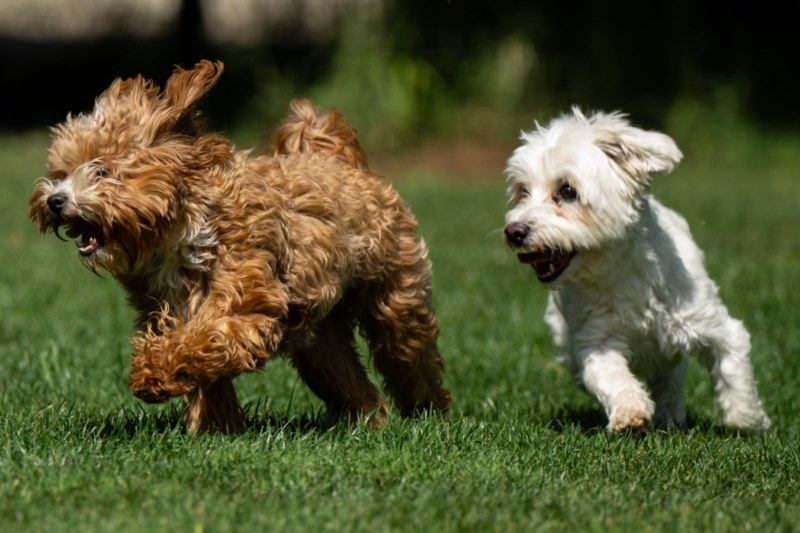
[1,0,798,139]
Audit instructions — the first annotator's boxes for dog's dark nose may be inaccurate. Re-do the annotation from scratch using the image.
[504,222,530,247]
[47,192,68,214]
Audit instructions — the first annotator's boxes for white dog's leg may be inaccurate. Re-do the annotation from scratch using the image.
[649,358,688,428]
[700,318,770,430]
[581,350,655,432]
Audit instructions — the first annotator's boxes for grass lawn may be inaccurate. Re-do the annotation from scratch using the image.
[1,129,798,532]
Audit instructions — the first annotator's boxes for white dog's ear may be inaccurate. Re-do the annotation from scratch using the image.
[592,116,683,190]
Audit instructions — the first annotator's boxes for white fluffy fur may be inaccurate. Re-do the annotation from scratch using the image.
[504,108,770,432]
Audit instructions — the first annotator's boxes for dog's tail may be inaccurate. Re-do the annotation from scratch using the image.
[273,99,370,170]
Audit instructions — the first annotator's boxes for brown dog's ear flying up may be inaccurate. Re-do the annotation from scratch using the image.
[164,60,224,114]
[156,60,224,137]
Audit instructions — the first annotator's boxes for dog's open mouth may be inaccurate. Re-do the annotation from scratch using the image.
[62,221,103,256]
[517,249,576,283]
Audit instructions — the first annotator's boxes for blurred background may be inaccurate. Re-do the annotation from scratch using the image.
[1,0,799,175]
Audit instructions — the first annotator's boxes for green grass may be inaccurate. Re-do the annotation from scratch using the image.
[1,130,799,532]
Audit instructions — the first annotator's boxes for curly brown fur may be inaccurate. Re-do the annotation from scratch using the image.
[29,60,450,433]
[273,98,370,170]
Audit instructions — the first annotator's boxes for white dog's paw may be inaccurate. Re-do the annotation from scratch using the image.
[718,390,771,431]
[607,392,655,433]
[722,409,771,432]
[608,407,651,433]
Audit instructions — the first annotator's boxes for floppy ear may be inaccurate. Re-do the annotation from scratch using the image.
[163,60,224,113]
[592,115,683,191]
[152,60,224,136]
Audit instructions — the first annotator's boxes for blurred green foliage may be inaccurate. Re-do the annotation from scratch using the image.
[223,1,800,154]
[4,1,798,156]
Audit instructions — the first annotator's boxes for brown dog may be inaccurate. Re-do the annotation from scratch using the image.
[29,60,451,433]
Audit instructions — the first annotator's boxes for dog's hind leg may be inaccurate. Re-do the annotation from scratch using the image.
[697,317,770,430]
[358,242,451,417]
[290,309,387,426]
[360,296,451,417]
[182,377,245,434]
[649,357,688,429]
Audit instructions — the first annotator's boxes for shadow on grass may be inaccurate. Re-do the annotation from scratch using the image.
[547,406,607,433]
[546,405,710,434]
[86,401,728,441]
[90,401,330,440]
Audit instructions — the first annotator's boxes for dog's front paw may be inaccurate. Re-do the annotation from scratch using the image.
[129,357,195,403]
[609,407,651,433]
[607,392,655,433]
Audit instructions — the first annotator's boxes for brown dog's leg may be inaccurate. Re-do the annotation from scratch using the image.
[290,310,387,427]
[361,307,451,417]
[129,311,284,402]
[183,377,245,434]
[129,275,289,403]
[360,240,452,417]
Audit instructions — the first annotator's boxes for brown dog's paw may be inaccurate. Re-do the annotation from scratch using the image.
[134,387,169,404]
[130,373,172,404]
[129,359,194,403]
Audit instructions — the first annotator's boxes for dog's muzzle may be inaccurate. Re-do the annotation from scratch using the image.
[504,222,576,283]
[44,192,104,257]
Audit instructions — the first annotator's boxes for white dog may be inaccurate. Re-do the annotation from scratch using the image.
[503,108,770,432]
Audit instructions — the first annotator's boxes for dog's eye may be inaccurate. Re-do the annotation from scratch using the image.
[511,183,530,203]
[87,166,110,183]
[558,183,577,202]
